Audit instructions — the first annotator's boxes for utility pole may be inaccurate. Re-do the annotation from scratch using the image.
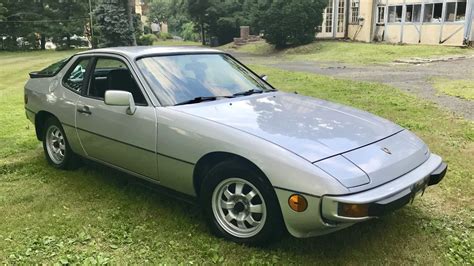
[89,0,94,48]
[127,0,137,46]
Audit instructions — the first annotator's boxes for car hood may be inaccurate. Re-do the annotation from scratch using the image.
[172,92,403,162]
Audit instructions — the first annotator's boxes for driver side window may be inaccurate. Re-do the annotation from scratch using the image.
[87,57,147,105]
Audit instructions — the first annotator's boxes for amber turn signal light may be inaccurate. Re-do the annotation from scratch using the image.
[338,203,369,218]
[288,194,308,212]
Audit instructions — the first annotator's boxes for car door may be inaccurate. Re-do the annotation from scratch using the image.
[75,55,158,179]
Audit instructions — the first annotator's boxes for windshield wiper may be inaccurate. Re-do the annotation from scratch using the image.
[174,96,234,106]
[232,89,264,97]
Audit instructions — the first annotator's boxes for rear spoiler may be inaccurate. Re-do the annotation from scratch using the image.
[29,72,55,78]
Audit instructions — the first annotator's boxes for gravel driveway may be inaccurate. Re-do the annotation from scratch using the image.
[233,53,474,121]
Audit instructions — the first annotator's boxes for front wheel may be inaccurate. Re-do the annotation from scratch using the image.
[201,160,284,245]
[42,117,80,169]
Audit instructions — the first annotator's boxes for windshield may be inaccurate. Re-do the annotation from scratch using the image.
[136,54,274,106]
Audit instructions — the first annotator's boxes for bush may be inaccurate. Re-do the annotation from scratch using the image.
[180,22,200,42]
[260,0,326,48]
[137,34,158,46]
[144,25,152,35]
[158,32,173,40]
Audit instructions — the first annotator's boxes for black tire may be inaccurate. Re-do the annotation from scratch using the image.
[200,160,284,245]
[42,117,81,170]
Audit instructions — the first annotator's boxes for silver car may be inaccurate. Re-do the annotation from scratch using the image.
[24,47,447,244]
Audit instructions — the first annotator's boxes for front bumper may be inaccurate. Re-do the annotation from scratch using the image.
[275,153,447,238]
[321,154,447,223]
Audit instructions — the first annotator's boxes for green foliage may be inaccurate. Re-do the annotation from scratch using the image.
[94,0,134,47]
[186,0,210,22]
[158,32,173,40]
[204,1,250,45]
[0,0,90,50]
[148,0,197,40]
[149,0,172,23]
[432,78,474,101]
[0,3,6,21]
[260,0,326,48]
[137,34,158,45]
[180,22,200,41]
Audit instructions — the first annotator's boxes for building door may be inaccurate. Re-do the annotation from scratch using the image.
[318,0,346,38]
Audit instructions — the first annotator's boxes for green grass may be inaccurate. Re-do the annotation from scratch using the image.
[1,51,473,264]
[221,40,472,64]
[153,40,201,46]
[432,78,474,101]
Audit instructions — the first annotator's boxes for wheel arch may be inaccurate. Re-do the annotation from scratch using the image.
[193,152,271,198]
[35,111,58,141]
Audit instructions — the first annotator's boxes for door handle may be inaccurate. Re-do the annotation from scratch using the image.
[77,105,92,115]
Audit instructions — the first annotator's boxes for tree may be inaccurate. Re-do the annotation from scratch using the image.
[46,0,90,50]
[0,0,91,50]
[126,0,137,45]
[260,0,326,48]
[94,0,135,47]
[186,0,210,45]
[0,3,6,21]
[204,1,250,45]
[0,0,48,50]
[149,0,171,23]
[180,21,199,41]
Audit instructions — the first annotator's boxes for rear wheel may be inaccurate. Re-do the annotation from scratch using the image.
[201,160,284,245]
[42,117,80,169]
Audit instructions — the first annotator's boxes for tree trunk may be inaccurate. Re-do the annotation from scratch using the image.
[40,35,46,50]
[66,36,71,49]
[201,19,205,45]
[127,0,137,46]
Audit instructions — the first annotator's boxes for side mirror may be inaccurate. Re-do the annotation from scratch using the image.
[260,74,268,81]
[104,90,136,115]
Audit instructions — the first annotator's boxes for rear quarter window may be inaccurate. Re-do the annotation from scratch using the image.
[35,57,70,76]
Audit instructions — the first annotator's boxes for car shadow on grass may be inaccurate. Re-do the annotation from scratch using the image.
[14,154,438,263]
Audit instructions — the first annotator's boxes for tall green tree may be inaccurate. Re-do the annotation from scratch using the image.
[0,0,47,50]
[0,0,91,50]
[126,0,137,45]
[94,0,135,47]
[186,0,210,45]
[149,0,193,36]
[46,0,90,49]
[0,3,6,21]
[260,0,326,48]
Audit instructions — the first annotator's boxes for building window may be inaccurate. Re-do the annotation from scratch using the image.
[351,0,360,23]
[337,0,345,32]
[405,4,422,22]
[388,5,403,22]
[423,4,434,22]
[445,0,467,22]
[377,6,386,24]
[423,3,443,22]
[457,1,467,21]
[325,0,334,33]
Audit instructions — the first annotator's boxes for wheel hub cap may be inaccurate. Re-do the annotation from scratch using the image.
[45,125,66,164]
[211,178,267,238]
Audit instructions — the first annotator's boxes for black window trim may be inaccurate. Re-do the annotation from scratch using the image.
[83,55,150,107]
[29,56,73,78]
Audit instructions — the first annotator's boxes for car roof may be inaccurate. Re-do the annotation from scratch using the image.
[76,46,224,60]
